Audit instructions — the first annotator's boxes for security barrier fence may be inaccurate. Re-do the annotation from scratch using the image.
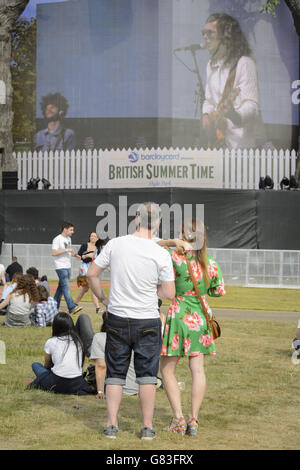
[1,244,299,289]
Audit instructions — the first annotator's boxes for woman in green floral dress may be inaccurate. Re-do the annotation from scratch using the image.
[158,220,225,436]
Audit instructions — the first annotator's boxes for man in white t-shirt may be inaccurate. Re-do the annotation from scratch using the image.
[52,221,82,315]
[87,202,175,440]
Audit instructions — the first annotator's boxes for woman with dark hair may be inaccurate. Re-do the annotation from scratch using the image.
[0,274,40,327]
[30,285,58,328]
[28,312,94,395]
[202,13,261,150]
[76,232,106,313]
[157,220,225,436]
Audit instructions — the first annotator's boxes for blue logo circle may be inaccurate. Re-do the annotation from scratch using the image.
[128,152,139,163]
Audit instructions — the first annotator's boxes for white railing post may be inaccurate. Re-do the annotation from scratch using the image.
[54,150,59,189]
[59,150,65,189]
[65,150,70,190]
[248,148,254,189]
[261,149,266,182]
[87,149,92,189]
[70,150,75,189]
[284,149,290,178]
[242,149,248,189]
[22,151,27,190]
[224,148,230,188]
[278,149,284,185]
[92,149,98,188]
[76,150,81,189]
[230,148,236,189]
[42,151,48,188]
[272,149,278,189]
[48,151,53,190]
[81,149,87,190]
[236,149,242,189]
[291,149,296,176]
[27,151,33,183]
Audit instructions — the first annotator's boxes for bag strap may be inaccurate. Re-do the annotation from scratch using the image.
[185,254,212,332]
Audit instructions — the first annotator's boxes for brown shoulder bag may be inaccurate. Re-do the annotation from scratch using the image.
[185,255,221,340]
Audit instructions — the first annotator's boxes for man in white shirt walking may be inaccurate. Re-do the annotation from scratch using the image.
[202,13,261,150]
[87,202,175,440]
[52,222,82,315]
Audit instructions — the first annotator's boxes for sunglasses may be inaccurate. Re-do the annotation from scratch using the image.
[201,29,217,38]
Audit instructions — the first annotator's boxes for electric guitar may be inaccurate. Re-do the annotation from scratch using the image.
[206,87,240,149]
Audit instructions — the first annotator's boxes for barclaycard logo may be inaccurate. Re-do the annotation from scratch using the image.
[128,151,139,163]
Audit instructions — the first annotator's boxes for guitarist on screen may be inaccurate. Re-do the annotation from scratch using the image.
[201,14,261,150]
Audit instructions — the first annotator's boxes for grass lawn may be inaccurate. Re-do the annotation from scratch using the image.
[63,282,300,312]
[0,284,299,450]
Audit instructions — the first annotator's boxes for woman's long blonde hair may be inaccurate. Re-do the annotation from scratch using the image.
[182,219,209,287]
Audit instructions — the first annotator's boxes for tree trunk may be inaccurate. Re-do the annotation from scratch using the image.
[285,0,300,35]
[0,0,29,188]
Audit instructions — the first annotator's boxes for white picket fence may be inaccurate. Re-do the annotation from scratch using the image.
[13,148,297,190]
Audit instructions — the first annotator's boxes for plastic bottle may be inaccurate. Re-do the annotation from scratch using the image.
[0,340,6,364]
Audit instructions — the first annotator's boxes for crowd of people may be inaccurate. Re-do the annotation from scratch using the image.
[0,200,299,441]
[0,268,55,328]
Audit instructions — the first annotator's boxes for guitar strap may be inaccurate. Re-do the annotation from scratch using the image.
[54,127,65,151]
[218,62,238,109]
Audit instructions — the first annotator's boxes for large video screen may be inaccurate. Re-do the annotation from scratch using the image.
[21,0,299,151]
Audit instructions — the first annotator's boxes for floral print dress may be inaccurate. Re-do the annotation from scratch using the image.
[161,249,225,357]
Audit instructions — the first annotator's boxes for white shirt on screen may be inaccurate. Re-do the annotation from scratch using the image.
[203,55,260,149]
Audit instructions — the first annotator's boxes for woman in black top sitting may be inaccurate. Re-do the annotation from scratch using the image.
[75,232,105,313]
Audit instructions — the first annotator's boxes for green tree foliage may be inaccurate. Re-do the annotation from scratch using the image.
[261,0,281,16]
[261,1,300,36]
[11,17,36,151]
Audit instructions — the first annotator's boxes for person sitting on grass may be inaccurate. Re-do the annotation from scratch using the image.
[26,267,50,295]
[27,312,95,395]
[0,272,23,314]
[292,319,300,364]
[75,312,140,398]
[0,274,40,327]
[30,285,58,328]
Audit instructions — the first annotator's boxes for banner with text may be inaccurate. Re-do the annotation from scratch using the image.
[100,148,222,188]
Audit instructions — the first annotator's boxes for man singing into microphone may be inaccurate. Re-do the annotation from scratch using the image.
[201,13,261,150]
[36,92,76,152]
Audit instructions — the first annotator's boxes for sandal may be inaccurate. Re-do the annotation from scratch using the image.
[165,416,187,435]
[186,417,198,436]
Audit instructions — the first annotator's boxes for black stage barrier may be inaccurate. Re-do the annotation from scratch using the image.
[0,188,299,249]
[256,190,300,249]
